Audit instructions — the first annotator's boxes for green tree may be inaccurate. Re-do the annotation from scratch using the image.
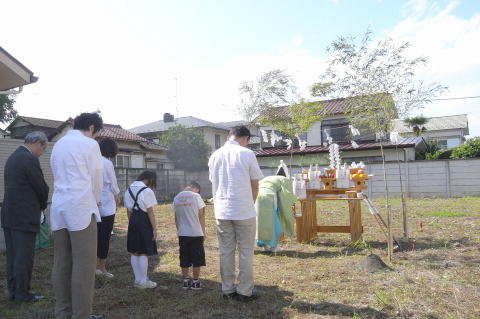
[451,137,480,159]
[312,29,446,260]
[0,94,18,124]
[159,125,211,171]
[416,140,442,160]
[239,69,325,167]
[238,69,299,123]
[404,115,429,136]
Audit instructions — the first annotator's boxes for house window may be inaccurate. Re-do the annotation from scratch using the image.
[215,134,221,149]
[436,140,448,150]
[322,125,349,143]
[115,155,131,168]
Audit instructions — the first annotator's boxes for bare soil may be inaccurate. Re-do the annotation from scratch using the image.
[1,197,479,318]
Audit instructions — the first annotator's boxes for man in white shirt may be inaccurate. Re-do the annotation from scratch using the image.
[208,126,263,302]
[50,113,104,319]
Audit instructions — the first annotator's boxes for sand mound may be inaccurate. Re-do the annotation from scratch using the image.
[356,254,393,273]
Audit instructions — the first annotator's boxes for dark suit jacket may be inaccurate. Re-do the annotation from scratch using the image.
[1,146,49,232]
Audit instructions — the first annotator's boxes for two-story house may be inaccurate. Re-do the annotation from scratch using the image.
[6,115,173,169]
[391,114,469,150]
[216,120,262,150]
[253,97,427,168]
[130,113,230,153]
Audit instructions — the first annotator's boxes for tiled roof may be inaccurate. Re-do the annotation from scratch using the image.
[15,116,64,129]
[260,94,393,119]
[129,116,229,134]
[140,142,167,151]
[216,120,248,129]
[391,114,469,134]
[254,137,425,157]
[97,124,148,143]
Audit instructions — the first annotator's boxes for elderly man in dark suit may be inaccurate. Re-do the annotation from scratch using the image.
[1,131,49,302]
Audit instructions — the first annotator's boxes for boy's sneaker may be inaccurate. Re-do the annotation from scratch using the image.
[182,278,192,290]
[191,280,202,290]
[134,280,157,289]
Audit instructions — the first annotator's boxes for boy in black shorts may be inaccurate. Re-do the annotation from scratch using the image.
[173,181,206,290]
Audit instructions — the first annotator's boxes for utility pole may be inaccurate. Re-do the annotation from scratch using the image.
[173,77,180,119]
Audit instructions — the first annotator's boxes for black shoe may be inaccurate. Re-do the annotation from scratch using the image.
[191,280,202,290]
[233,292,259,302]
[182,278,191,290]
[20,294,46,303]
[91,315,103,319]
[222,292,237,300]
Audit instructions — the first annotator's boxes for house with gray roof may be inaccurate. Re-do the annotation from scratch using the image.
[391,114,469,150]
[5,115,173,169]
[252,96,428,167]
[216,120,262,150]
[130,113,230,152]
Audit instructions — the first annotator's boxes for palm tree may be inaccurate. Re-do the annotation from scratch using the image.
[404,115,429,136]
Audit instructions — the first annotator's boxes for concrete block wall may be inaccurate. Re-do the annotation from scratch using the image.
[261,158,480,198]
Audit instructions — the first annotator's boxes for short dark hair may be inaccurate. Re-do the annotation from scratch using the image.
[229,125,251,139]
[187,181,201,193]
[136,170,157,188]
[73,112,103,134]
[98,138,118,158]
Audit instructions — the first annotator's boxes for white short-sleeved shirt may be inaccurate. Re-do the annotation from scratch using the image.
[124,181,157,212]
[208,140,264,220]
[50,130,103,231]
[99,157,120,217]
[173,190,206,237]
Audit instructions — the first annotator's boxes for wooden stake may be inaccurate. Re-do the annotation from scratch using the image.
[387,204,393,262]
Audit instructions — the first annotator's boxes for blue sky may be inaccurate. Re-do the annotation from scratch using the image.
[1,0,480,136]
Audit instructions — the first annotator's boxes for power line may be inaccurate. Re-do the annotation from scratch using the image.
[397,95,480,102]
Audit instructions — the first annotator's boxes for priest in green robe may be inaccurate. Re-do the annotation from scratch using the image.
[255,175,296,252]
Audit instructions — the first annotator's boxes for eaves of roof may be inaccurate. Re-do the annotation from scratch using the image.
[254,137,425,157]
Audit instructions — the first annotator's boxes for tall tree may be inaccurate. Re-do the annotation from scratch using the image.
[239,69,325,167]
[238,69,299,123]
[0,94,18,124]
[312,29,446,260]
[404,115,429,136]
[159,125,211,171]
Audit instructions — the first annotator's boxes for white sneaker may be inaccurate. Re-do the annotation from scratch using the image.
[134,280,157,289]
[95,269,114,278]
[271,246,284,253]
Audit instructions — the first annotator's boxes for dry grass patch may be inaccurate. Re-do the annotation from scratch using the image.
[1,197,479,318]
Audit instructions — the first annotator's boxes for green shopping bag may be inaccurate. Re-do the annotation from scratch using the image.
[35,223,51,250]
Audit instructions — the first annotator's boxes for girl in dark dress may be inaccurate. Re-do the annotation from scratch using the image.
[124,170,158,289]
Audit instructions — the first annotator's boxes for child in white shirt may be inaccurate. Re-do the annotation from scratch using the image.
[173,181,206,290]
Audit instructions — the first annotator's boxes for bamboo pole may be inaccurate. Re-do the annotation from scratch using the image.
[395,145,409,237]
[379,140,393,262]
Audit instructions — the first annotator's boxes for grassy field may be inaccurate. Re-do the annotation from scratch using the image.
[1,197,479,319]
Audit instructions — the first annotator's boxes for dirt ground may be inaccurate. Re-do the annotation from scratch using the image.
[1,197,479,319]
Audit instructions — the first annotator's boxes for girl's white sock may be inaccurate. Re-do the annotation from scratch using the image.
[130,255,142,283]
[138,256,148,283]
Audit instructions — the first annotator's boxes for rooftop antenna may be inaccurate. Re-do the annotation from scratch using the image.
[173,77,180,119]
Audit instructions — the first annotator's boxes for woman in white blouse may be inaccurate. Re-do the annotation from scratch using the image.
[96,138,120,278]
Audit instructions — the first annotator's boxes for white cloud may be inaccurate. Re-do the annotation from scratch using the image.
[2,0,479,139]
[390,0,480,137]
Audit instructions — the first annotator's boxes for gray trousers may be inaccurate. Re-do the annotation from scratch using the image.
[3,228,36,302]
[52,215,97,319]
[216,217,256,296]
